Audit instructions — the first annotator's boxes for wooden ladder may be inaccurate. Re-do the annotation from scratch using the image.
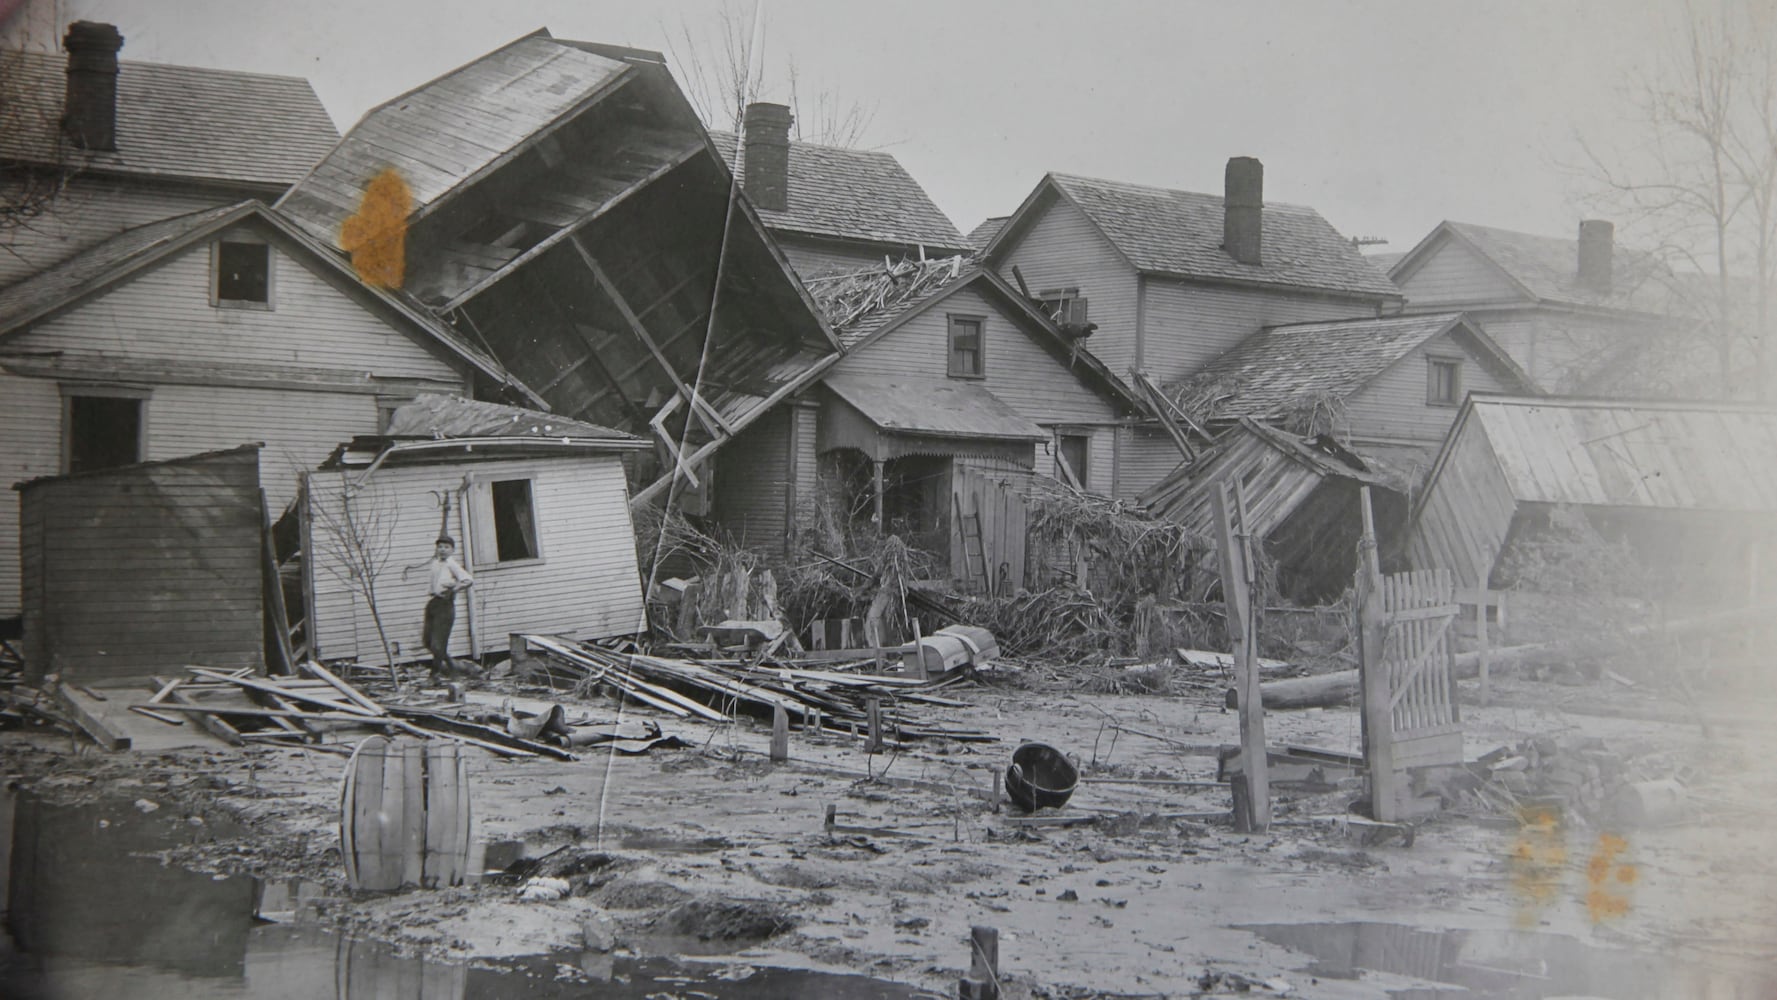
[953,493,991,594]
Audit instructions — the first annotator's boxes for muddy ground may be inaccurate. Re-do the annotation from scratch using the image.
[5,663,1777,998]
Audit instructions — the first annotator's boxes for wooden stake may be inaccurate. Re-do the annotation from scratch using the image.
[960,924,1001,1000]
[770,704,789,762]
[864,697,883,754]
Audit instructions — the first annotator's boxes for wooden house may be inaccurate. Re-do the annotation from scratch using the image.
[980,159,1404,497]
[1387,221,1687,393]
[1180,312,1535,477]
[1140,420,1402,602]
[307,395,650,666]
[711,262,1144,588]
[276,33,842,508]
[0,20,339,287]
[0,200,519,628]
[709,104,970,278]
[17,445,267,684]
[1405,395,1777,608]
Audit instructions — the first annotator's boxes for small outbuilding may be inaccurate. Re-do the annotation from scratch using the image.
[18,445,268,684]
[305,396,652,667]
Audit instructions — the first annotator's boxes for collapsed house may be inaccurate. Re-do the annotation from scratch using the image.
[1405,394,1777,607]
[306,395,650,666]
[275,31,842,508]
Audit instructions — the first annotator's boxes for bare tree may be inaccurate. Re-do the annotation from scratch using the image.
[0,29,81,265]
[310,474,402,684]
[661,1,876,148]
[1576,0,1777,399]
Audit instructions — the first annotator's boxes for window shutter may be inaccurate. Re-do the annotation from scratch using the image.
[467,482,498,567]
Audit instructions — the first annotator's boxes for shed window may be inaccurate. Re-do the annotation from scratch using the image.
[948,315,984,378]
[472,478,541,566]
[214,240,271,306]
[1427,358,1462,406]
[65,393,144,474]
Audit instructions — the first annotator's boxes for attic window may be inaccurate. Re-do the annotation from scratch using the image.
[948,315,985,379]
[1427,358,1463,407]
[213,240,271,308]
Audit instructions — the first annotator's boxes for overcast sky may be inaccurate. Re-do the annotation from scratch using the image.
[18,0,1686,252]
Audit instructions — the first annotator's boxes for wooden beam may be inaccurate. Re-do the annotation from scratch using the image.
[571,237,734,436]
[151,677,244,747]
[51,683,131,751]
[1212,481,1269,832]
[1356,486,1398,821]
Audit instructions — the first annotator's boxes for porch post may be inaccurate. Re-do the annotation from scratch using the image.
[872,459,885,526]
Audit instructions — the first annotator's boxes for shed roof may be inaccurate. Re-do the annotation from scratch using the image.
[708,132,967,252]
[987,173,1402,300]
[1184,313,1520,419]
[1462,395,1777,511]
[823,374,1046,442]
[0,49,338,189]
[276,31,637,239]
[1396,221,1682,316]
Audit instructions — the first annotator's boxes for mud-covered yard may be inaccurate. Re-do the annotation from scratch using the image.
[5,664,1776,999]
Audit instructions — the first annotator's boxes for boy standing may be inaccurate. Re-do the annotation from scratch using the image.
[424,535,474,683]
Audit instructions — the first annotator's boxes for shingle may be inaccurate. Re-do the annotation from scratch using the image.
[1045,173,1401,299]
[0,50,338,188]
[1442,221,1680,315]
[710,132,967,252]
[823,373,1046,441]
[966,216,1008,250]
[1187,313,1468,418]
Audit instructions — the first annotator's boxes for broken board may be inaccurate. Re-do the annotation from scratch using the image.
[52,682,231,752]
[339,736,472,891]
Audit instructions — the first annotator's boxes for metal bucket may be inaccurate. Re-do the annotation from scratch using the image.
[1005,742,1078,812]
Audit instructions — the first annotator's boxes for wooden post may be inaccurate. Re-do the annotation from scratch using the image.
[1211,481,1268,832]
[824,803,836,833]
[960,924,1001,1000]
[872,459,885,527]
[770,704,789,762]
[864,697,883,754]
[1356,486,1398,822]
[1473,587,1491,707]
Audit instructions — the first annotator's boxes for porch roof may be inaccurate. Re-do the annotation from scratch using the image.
[821,375,1047,442]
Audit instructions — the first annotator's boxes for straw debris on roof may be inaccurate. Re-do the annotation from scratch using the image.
[806,255,970,336]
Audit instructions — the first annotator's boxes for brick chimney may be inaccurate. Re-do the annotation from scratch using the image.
[63,21,124,151]
[1223,156,1263,266]
[1578,219,1614,292]
[741,102,793,212]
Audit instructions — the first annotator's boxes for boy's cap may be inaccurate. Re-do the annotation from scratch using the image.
[436,535,455,546]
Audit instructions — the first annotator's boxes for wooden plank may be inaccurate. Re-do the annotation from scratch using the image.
[301,660,387,715]
[352,737,394,891]
[152,679,245,747]
[378,737,409,887]
[1357,487,1398,822]
[187,668,375,716]
[423,742,457,888]
[50,684,131,751]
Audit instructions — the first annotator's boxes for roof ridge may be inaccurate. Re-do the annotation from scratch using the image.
[1048,171,1321,214]
[5,48,324,87]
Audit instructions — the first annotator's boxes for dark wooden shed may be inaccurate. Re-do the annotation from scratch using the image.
[18,445,265,684]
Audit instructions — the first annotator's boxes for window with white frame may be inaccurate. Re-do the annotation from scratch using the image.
[213,238,272,308]
[63,385,148,474]
[948,314,985,378]
[1426,357,1463,406]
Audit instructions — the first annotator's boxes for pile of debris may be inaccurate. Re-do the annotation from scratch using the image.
[517,634,993,744]
[806,255,969,331]
[1461,735,1651,825]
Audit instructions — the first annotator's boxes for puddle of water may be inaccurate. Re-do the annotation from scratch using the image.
[0,791,928,999]
[1242,921,1777,999]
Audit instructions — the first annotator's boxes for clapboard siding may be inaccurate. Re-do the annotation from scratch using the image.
[145,384,376,513]
[1394,239,1524,305]
[1043,426,1116,493]
[996,199,1141,375]
[15,231,465,381]
[779,238,893,279]
[0,178,238,287]
[21,447,264,682]
[713,406,795,558]
[836,286,1121,427]
[1116,426,1189,500]
[0,373,63,617]
[1406,418,1517,593]
[308,455,646,665]
[1140,279,1377,380]
[1344,333,1514,444]
[792,401,819,531]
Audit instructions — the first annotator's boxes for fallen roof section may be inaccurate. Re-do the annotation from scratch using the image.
[0,49,338,189]
[383,394,638,443]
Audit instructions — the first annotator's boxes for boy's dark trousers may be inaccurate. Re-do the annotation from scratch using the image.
[423,594,456,676]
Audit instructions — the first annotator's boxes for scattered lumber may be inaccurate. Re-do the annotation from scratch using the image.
[520,634,994,744]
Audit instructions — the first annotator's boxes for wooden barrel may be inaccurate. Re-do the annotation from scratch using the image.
[339,736,472,891]
[1005,742,1078,812]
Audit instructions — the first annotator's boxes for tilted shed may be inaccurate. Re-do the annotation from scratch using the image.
[18,445,266,684]
[1405,395,1777,602]
[305,397,652,667]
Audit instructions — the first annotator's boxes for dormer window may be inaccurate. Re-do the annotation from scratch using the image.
[213,240,271,308]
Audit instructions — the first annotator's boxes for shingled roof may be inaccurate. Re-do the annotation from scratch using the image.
[709,132,967,253]
[1184,313,1524,419]
[1397,221,1683,316]
[0,49,338,189]
[987,173,1402,300]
